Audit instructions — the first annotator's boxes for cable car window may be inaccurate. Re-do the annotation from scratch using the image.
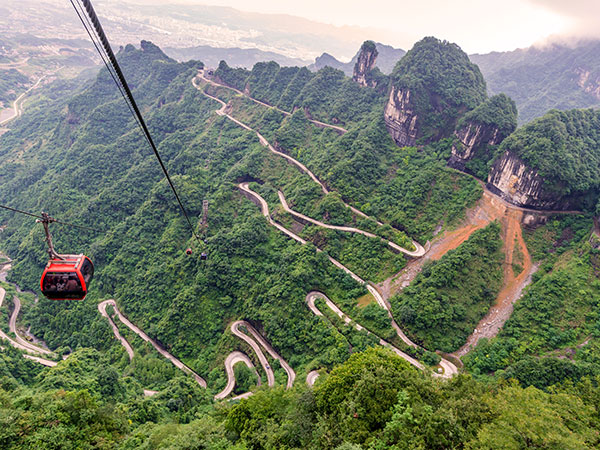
[42,272,84,299]
[80,258,94,284]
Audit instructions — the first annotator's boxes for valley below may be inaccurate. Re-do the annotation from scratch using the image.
[0,27,599,448]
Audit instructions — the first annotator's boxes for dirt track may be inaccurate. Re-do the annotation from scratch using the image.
[454,208,535,356]
[376,188,542,359]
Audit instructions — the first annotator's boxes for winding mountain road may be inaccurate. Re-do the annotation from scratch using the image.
[23,354,57,367]
[98,300,135,361]
[98,299,289,398]
[306,291,428,371]
[239,182,363,284]
[214,350,259,400]
[232,320,295,389]
[98,300,207,388]
[197,69,348,134]
[306,370,320,386]
[10,296,54,356]
[240,182,457,377]
[0,72,54,127]
[193,73,425,257]
[0,287,56,366]
[231,320,275,387]
[278,190,424,257]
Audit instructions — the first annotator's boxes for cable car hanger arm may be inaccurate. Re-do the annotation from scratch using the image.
[36,212,62,260]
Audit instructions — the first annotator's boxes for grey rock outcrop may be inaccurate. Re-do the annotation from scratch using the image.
[575,67,600,100]
[384,87,418,147]
[487,150,572,210]
[448,123,501,170]
[353,41,378,87]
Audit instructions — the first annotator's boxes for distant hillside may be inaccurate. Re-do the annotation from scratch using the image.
[471,40,600,124]
[164,45,309,69]
[310,42,406,75]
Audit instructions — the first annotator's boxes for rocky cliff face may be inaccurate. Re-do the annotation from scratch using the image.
[575,67,600,100]
[384,87,418,147]
[386,37,487,148]
[487,150,574,210]
[353,41,378,87]
[448,123,501,170]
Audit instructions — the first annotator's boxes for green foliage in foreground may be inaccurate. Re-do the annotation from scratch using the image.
[391,223,504,352]
[3,347,598,449]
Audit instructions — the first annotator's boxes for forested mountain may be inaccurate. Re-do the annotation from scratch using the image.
[488,109,600,211]
[471,39,600,124]
[310,42,406,76]
[164,45,309,69]
[0,34,600,449]
[384,37,487,147]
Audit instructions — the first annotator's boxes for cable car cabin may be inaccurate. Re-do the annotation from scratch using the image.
[40,254,94,301]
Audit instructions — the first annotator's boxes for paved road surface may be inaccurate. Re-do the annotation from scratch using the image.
[9,296,54,356]
[0,72,54,127]
[98,300,207,388]
[278,190,424,257]
[98,300,135,361]
[306,291,429,372]
[239,182,363,284]
[232,320,295,389]
[195,74,425,257]
[197,70,348,134]
[306,370,320,386]
[0,287,57,366]
[231,320,275,386]
[214,350,259,400]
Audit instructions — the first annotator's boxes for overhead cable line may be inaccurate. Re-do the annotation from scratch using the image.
[70,0,203,245]
[0,204,98,232]
[69,0,137,122]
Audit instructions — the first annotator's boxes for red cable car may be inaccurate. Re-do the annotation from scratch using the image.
[37,212,94,301]
[41,254,94,301]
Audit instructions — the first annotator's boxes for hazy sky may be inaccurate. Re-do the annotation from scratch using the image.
[130,0,597,53]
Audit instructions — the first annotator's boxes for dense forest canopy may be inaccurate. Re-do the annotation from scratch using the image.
[391,36,487,143]
[457,93,518,137]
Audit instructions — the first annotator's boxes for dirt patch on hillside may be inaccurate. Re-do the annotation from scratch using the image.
[378,189,538,358]
[378,190,508,299]
[454,207,535,357]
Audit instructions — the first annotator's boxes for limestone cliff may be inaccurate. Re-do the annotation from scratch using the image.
[384,87,418,147]
[449,123,500,170]
[487,109,600,211]
[486,151,555,209]
[386,37,486,147]
[448,94,517,173]
[487,150,587,210]
[353,41,378,87]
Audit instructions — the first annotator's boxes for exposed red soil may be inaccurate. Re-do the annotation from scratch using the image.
[378,189,538,358]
